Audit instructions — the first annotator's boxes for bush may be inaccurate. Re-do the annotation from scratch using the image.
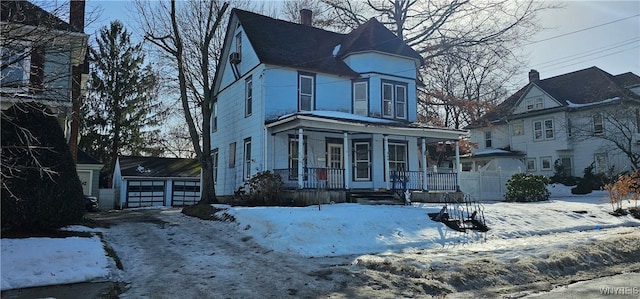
[604,170,640,213]
[1,103,85,231]
[571,163,610,194]
[233,171,286,206]
[505,173,550,202]
[549,159,580,186]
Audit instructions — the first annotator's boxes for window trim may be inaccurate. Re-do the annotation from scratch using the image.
[243,138,252,180]
[235,32,242,54]
[593,113,604,135]
[484,130,492,148]
[245,76,252,117]
[288,135,308,180]
[353,140,372,181]
[388,141,408,172]
[352,80,369,116]
[541,156,552,171]
[212,100,218,132]
[212,149,219,184]
[512,122,524,136]
[1,44,31,88]
[533,119,555,141]
[298,72,315,111]
[526,158,537,172]
[381,80,408,120]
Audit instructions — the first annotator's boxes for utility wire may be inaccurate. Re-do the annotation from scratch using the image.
[526,13,640,45]
[533,38,640,67]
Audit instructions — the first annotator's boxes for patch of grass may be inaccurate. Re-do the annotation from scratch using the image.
[95,232,123,271]
[182,203,235,222]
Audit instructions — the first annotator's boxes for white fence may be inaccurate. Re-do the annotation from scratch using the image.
[459,170,521,201]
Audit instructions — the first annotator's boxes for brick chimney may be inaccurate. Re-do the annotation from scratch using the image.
[528,69,540,83]
[300,9,312,26]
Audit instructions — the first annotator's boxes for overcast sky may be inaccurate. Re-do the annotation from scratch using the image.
[84,0,639,84]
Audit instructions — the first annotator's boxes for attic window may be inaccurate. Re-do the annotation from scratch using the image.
[526,98,543,111]
[235,32,242,54]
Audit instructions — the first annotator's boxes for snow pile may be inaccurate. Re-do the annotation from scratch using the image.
[1,236,112,290]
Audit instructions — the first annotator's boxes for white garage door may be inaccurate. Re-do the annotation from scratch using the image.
[126,180,165,208]
[172,180,200,206]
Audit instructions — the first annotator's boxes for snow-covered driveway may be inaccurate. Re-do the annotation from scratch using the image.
[94,208,353,298]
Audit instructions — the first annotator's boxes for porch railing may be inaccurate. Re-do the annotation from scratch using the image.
[391,170,458,192]
[273,168,345,190]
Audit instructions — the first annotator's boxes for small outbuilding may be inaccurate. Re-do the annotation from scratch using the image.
[76,150,104,199]
[113,156,201,209]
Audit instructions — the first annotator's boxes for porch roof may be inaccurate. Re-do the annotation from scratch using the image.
[265,111,468,142]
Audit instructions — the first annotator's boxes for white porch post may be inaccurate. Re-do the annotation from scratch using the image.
[421,138,428,191]
[298,128,304,189]
[343,132,350,189]
[383,135,390,190]
[455,140,461,191]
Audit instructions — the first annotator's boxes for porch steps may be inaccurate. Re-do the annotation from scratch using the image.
[349,190,404,205]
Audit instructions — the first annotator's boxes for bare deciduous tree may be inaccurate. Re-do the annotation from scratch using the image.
[136,0,229,204]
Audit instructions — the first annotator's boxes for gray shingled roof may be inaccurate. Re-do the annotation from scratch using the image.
[232,9,422,77]
[118,156,201,178]
[467,66,640,128]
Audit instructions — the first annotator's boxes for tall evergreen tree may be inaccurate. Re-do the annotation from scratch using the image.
[80,20,167,187]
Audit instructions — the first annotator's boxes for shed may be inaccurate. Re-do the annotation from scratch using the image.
[113,156,201,209]
[76,150,103,198]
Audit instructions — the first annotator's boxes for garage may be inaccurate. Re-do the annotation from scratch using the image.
[171,180,200,206]
[126,180,166,208]
[113,156,201,209]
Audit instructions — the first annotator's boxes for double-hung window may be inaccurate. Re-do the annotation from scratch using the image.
[388,143,407,172]
[1,45,29,87]
[212,100,218,132]
[298,73,314,111]
[243,138,251,179]
[353,81,368,116]
[533,119,554,141]
[212,149,218,184]
[382,81,407,119]
[593,113,604,135]
[245,76,252,117]
[484,131,492,148]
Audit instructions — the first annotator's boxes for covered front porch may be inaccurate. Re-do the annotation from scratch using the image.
[265,111,468,193]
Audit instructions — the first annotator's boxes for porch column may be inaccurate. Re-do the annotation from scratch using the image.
[421,138,428,191]
[383,135,390,189]
[343,132,350,189]
[455,140,461,191]
[298,128,304,189]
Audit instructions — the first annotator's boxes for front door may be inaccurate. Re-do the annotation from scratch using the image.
[327,143,344,188]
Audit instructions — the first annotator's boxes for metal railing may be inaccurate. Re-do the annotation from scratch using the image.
[391,170,458,191]
[273,168,345,189]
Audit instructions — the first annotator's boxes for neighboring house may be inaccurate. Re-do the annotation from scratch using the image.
[211,9,468,198]
[466,67,640,179]
[1,1,88,140]
[76,149,104,198]
[112,156,201,209]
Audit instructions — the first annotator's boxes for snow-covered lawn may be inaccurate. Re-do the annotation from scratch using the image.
[1,184,639,292]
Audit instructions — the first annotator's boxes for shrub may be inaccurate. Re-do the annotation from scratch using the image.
[234,171,285,206]
[505,173,550,202]
[549,159,580,186]
[571,163,610,194]
[604,170,640,213]
[1,103,85,231]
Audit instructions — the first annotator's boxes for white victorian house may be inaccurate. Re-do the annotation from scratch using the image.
[211,9,468,199]
[466,67,640,178]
